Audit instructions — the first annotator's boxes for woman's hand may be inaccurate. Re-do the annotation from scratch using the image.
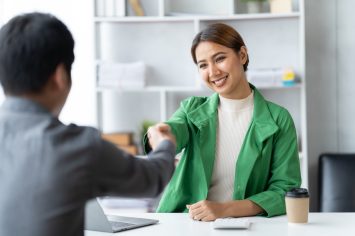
[147,123,176,150]
[186,199,264,221]
[186,200,227,222]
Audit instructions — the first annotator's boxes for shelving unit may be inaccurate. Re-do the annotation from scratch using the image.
[93,0,307,187]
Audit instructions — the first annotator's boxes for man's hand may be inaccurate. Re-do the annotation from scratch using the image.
[147,123,176,150]
[186,200,227,222]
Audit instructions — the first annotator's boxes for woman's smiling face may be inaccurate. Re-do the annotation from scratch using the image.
[195,41,249,99]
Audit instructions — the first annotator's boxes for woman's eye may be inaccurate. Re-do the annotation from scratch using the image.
[216,56,225,63]
[199,63,207,69]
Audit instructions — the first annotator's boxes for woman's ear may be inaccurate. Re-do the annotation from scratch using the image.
[239,46,248,65]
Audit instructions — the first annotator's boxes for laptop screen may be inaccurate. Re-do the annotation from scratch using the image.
[84,199,158,233]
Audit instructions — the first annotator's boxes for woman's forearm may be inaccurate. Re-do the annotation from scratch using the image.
[223,200,264,217]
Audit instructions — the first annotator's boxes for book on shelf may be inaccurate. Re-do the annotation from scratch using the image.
[102,132,138,155]
[128,0,145,16]
[269,0,292,14]
[119,145,138,155]
[95,0,125,17]
[97,61,146,89]
[102,132,133,146]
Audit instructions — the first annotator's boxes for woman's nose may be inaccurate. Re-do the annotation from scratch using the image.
[209,64,221,77]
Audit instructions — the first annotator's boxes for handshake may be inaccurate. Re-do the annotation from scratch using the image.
[147,123,176,150]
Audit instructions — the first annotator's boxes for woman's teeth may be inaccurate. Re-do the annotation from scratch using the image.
[213,76,227,86]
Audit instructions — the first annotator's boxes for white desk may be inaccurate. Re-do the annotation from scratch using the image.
[85,213,355,236]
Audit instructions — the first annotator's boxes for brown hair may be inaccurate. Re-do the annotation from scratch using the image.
[191,23,249,71]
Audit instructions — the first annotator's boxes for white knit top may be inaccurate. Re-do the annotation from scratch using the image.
[207,91,254,202]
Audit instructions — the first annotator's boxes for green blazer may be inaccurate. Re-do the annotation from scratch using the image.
[147,85,301,217]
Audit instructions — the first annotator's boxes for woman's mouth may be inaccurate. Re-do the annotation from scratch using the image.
[212,75,228,87]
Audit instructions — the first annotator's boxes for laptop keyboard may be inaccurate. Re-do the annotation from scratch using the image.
[109,221,135,230]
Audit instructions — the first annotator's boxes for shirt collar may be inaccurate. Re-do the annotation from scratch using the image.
[0,96,51,115]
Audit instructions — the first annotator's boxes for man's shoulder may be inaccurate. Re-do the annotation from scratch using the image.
[48,122,102,148]
[64,123,99,136]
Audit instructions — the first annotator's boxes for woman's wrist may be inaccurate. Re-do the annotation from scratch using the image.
[223,200,264,218]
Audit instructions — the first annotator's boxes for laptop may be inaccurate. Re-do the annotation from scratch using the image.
[84,198,159,233]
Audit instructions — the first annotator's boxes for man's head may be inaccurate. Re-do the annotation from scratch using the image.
[0,12,75,116]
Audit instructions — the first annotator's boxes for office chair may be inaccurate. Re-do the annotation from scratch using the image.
[319,153,355,212]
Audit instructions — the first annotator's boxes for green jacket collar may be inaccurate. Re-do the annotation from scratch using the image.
[251,85,280,143]
[187,84,279,143]
[187,93,219,129]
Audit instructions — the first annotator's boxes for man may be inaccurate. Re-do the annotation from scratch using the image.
[0,12,176,236]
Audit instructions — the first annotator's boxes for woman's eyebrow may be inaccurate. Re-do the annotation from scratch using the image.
[197,52,227,64]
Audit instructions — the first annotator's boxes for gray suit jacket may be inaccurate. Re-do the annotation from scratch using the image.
[0,97,175,236]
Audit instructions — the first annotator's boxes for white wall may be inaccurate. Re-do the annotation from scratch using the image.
[305,0,337,212]
[337,0,355,151]
[306,0,355,211]
[0,0,96,127]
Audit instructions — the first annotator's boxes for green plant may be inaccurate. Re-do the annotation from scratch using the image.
[241,0,266,2]
[140,120,157,149]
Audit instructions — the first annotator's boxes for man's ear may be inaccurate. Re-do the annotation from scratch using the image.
[50,63,68,91]
[239,46,248,65]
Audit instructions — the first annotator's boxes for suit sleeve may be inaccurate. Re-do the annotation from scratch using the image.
[91,136,175,198]
[247,109,302,217]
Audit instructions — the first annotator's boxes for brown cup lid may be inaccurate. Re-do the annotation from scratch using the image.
[286,188,309,198]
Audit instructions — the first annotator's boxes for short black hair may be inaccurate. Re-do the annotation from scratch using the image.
[0,12,74,95]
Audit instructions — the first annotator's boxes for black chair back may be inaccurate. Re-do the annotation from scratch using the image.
[319,153,355,212]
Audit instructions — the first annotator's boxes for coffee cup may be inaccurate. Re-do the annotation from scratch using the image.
[285,188,309,224]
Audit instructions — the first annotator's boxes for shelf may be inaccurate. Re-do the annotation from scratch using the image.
[195,12,300,21]
[94,12,300,23]
[96,84,302,93]
[94,16,195,23]
[254,83,302,89]
[96,86,204,93]
[94,0,307,187]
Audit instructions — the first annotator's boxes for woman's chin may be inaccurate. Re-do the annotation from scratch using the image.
[212,85,227,94]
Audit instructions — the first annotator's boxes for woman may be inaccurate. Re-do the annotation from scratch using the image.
[146,23,301,221]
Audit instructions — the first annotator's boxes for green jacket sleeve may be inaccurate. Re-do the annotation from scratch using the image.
[247,109,302,217]
[164,101,190,154]
[143,99,191,155]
